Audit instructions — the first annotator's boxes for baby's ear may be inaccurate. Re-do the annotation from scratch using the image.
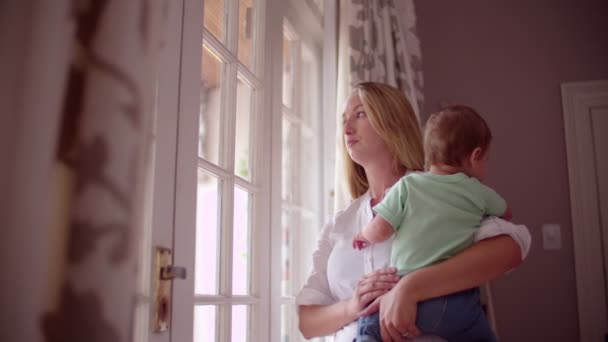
[471,146,484,161]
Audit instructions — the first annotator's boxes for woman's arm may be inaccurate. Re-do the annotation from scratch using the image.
[299,267,400,339]
[401,234,520,301]
[299,301,357,339]
[360,235,521,341]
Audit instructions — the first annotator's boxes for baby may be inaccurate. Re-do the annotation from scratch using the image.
[353,105,511,342]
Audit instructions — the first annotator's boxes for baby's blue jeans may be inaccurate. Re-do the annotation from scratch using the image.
[355,287,496,342]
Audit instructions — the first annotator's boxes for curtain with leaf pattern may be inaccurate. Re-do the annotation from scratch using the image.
[1,1,165,341]
[334,0,424,210]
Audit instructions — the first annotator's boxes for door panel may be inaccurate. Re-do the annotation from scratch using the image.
[139,1,185,342]
[590,106,608,311]
[172,0,267,341]
[170,0,204,339]
[145,1,325,341]
[562,80,608,341]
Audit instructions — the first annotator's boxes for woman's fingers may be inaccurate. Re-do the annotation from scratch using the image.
[354,268,400,312]
[380,319,404,342]
[363,267,398,278]
[358,277,399,297]
[362,276,398,288]
[373,280,424,341]
[360,289,388,308]
[357,296,381,317]
[407,323,422,337]
[359,273,400,287]
[397,323,421,340]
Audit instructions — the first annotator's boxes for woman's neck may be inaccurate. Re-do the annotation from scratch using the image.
[365,164,405,205]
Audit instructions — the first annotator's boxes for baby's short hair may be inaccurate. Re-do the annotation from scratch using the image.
[423,105,492,168]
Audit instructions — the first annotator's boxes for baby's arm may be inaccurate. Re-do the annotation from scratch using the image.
[352,215,395,249]
[479,182,512,220]
[501,205,513,220]
[354,177,407,249]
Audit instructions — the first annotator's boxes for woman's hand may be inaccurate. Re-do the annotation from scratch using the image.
[346,267,400,318]
[359,275,422,341]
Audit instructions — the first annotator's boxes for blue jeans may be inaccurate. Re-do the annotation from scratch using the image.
[355,287,496,342]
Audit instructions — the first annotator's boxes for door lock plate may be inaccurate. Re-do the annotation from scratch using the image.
[153,246,173,333]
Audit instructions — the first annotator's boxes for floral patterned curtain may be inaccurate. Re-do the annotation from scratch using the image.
[41,1,166,341]
[348,0,423,115]
[334,0,424,210]
[1,1,165,341]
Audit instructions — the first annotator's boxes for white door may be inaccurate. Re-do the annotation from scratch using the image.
[133,1,189,341]
[562,80,608,341]
[136,1,327,341]
[594,109,608,308]
[590,105,608,335]
[173,0,272,340]
[278,15,326,342]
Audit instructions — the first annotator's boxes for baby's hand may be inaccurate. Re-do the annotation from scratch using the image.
[352,233,369,250]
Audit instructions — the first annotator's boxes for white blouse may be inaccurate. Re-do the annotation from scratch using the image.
[296,191,531,342]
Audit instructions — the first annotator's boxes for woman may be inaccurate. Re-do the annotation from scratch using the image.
[296,82,530,341]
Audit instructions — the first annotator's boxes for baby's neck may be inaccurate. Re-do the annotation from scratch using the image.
[429,164,466,176]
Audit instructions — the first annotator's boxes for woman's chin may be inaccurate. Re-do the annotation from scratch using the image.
[349,153,371,167]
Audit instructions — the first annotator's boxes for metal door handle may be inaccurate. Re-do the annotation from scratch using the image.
[161,265,187,280]
[153,246,187,333]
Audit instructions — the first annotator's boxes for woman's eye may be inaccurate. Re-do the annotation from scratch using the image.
[356,111,366,118]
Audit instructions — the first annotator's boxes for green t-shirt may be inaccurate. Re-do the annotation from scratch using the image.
[373,172,507,276]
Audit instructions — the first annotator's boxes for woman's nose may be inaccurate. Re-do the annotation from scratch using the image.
[343,116,355,134]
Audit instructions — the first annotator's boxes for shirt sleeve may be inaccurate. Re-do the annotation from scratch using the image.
[475,216,532,260]
[478,183,507,216]
[296,219,336,307]
[373,179,408,230]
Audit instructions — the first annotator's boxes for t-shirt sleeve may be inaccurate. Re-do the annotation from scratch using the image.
[373,179,408,231]
[479,183,507,216]
[296,219,336,307]
[475,217,532,261]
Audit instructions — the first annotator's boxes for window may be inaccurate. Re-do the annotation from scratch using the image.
[280,19,324,342]
[162,1,328,341]
[194,0,261,340]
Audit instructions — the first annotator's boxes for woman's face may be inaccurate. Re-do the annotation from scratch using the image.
[342,93,391,167]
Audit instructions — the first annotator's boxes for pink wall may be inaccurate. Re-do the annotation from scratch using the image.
[413,0,608,341]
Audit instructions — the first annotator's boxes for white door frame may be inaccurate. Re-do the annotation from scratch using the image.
[561,80,608,342]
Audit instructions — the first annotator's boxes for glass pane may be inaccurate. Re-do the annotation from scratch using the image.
[300,43,319,128]
[282,26,294,108]
[281,208,291,297]
[232,186,250,295]
[235,77,253,180]
[231,305,249,342]
[298,215,317,293]
[195,171,220,295]
[281,118,293,201]
[312,0,325,15]
[194,305,217,342]
[199,46,223,165]
[300,133,317,211]
[238,0,255,70]
[280,304,294,342]
[204,0,225,41]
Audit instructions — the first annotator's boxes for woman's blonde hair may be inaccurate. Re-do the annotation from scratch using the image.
[342,82,425,199]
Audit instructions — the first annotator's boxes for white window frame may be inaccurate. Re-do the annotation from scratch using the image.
[172,0,272,341]
[271,1,329,341]
[148,0,333,341]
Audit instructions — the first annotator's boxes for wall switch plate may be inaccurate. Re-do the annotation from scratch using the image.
[542,224,562,250]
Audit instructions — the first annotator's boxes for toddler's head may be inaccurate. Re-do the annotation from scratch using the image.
[423,105,493,180]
